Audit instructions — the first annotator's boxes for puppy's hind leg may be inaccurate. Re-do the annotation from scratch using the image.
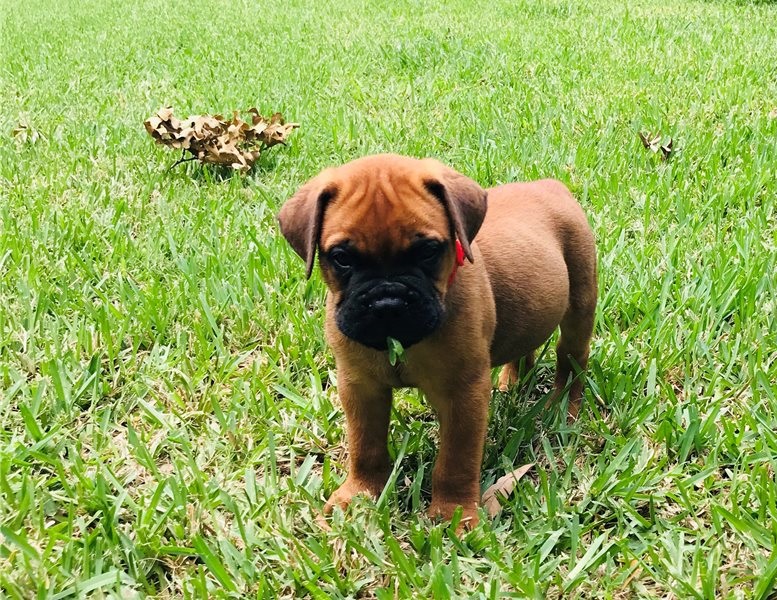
[497,352,535,392]
[554,236,597,420]
[554,310,594,420]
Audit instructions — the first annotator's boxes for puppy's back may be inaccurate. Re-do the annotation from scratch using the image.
[475,180,596,365]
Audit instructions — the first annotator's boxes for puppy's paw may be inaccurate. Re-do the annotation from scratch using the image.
[548,381,582,424]
[324,478,383,514]
[497,363,518,392]
[428,499,480,531]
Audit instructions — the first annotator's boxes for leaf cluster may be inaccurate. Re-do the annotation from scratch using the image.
[143,107,298,170]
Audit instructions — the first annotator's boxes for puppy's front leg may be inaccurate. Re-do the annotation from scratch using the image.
[325,376,393,513]
[426,369,491,528]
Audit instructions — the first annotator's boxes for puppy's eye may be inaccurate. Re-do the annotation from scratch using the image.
[329,248,354,270]
[416,242,442,262]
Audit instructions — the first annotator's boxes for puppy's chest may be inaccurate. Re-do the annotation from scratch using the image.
[346,351,425,389]
[368,359,417,389]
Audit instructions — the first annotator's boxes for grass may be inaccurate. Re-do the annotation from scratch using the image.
[1,0,776,597]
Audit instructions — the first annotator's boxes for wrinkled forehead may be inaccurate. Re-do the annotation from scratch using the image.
[319,170,450,255]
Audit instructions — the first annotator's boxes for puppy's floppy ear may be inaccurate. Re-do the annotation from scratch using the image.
[278,175,337,278]
[421,160,487,263]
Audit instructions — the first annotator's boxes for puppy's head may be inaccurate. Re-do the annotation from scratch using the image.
[278,154,487,350]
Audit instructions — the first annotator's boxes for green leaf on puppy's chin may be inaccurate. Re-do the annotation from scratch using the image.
[387,337,406,366]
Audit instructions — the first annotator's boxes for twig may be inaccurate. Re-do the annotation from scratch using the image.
[168,150,199,172]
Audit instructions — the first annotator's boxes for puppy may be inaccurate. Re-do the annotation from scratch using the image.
[279,154,597,526]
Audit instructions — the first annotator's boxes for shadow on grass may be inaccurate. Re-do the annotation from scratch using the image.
[380,362,579,517]
[163,147,284,183]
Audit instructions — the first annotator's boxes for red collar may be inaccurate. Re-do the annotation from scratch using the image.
[447,239,466,286]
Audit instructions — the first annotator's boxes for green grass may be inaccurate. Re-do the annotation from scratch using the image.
[1,0,776,597]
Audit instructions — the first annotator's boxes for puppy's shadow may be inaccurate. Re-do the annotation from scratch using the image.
[167,148,283,183]
[385,366,567,516]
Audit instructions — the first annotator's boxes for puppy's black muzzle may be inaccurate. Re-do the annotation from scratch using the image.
[363,282,418,317]
[336,278,443,350]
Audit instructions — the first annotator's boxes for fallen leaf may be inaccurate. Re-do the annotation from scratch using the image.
[638,131,675,161]
[144,106,299,171]
[12,122,42,145]
[621,559,642,591]
[157,106,174,121]
[482,463,534,517]
[659,137,673,160]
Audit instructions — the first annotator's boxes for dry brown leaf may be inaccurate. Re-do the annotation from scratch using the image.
[482,463,535,517]
[638,131,657,149]
[659,137,673,160]
[144,106,299,171]
[638,130,674,161]
[621,558,642,591]
[12,122,42,145]
[157,107,174,121]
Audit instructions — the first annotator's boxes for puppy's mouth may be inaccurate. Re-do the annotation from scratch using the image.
[335,280,443,350]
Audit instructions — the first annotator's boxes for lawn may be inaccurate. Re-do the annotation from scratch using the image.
[1,0,776,597]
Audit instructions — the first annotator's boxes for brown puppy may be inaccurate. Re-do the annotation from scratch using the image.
[279,154,596,526]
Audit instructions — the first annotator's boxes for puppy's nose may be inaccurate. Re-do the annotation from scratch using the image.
[371,296,409,318]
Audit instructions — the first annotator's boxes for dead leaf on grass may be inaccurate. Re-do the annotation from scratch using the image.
[482,463,535,517]
[144,106,298,171]
[12,121,42,145]
[638,131,674,161]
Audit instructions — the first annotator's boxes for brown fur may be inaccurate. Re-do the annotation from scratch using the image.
[279,154,597,526]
